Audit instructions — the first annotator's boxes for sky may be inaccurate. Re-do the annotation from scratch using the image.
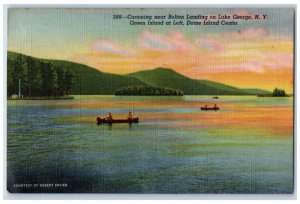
[8,8,294,93]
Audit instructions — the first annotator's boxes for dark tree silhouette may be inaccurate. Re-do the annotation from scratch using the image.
[272,88,286,97]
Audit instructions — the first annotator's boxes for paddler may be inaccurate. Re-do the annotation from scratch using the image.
[107,112,113,120]
[127,111,133,120]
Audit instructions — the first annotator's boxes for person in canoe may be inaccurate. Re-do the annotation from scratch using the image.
[127,111,133,120]
[214,104,217,108]
[106,112,113,120]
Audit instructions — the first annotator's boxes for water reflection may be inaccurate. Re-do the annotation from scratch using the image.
[7,95,294,193]
[96,122,134,131]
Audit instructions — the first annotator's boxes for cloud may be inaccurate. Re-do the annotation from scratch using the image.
[233,9,254,17]
[196,37,224,52]
[138,30,193,51]
[241,59,266,72]
[92,39,136,56]
[264,52,293,68]
[87,29,291,77]
[226,28,269,39]
[206,51,293,74]
[243,52,293,71]
[195,28,269,53]
[199,60,265,74]
[169,30,185,41]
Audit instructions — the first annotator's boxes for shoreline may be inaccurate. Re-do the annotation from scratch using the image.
[257,94,292,97]
[7,94,293,100]
[8,96,74,100]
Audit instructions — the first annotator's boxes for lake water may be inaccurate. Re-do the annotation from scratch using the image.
[7,95,294,193]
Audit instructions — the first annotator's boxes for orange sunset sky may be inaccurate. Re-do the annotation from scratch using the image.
[8,8,294,93]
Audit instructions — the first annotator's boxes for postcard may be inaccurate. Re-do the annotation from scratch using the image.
[7,7,294,193]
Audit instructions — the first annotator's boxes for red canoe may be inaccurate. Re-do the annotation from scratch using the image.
[96,117,139,124]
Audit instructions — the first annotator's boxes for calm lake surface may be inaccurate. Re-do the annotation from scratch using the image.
[7,95,294,193]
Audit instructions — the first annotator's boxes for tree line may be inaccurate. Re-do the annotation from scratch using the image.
[115,86,184,96]
[7,55,74,97]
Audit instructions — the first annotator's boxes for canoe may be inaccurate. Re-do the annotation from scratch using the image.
[201,107,219,111]
[96,117,139,124]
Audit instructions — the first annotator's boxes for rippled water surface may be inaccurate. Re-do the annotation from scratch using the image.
[7,95,294,193]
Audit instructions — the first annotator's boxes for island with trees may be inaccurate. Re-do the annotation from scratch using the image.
[115,86,184,96]
[272,88,287,97]
[257,88,289,97]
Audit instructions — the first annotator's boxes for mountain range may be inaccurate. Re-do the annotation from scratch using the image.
[7,51,271,95]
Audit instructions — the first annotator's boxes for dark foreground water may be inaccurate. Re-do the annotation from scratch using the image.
[7,95,294,193]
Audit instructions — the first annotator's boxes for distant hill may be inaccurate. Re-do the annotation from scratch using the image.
[7,52,271,95]
[128,68,270,95]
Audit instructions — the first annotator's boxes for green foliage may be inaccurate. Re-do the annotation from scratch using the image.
[7,53,74,97]
[272,88,286,97]
[64,70,75,95]
[56,68,66,93]
[115,86,184,96]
